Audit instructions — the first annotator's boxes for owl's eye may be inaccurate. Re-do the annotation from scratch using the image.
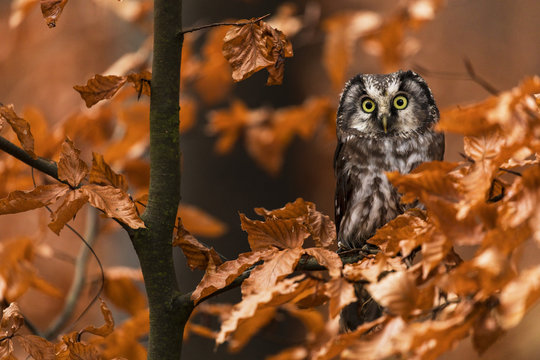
[393,95,408,110]
[361,98,376,113]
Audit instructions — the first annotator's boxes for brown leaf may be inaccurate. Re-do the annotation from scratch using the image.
[472,310,505,355]
[173,217,223,271]
[325,277,356,318]
[9,0,39,28]
[216,275,309,346]
[1,303,24,337]
[40,0,68,28]
[191,249,277,304]
[322,12,381,89]
[194,27,233,104]
[178,204,226,237]
[222,19,293,85]
[343,252,404,283]
[58,138,89,187]
[48,189,89,235]
[56,333,102,360]
[367,271,420,316]
[242,248,304,296]
[0,183,70,215]
[254,197,311,219]
[497,265,540,329]
[82,184,145,229]
[89,152,129,191]
[0,104,36,158]
[74,74,127,108]
[240,214,310,251]
[228,307,276,352]
[18,335,55,360]
[104,267,146,316]
[81,299,114,337]
[245,125,285,175]
[98,308,149,360]
[304,248,342,278]
[126,70,151,97]
[207,100,252,154]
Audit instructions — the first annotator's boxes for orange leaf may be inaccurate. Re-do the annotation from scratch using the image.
[325,277,356,318]
[81,299,114,337]
[367,271,421,317]
[104,267,146,316]
[40,0,68,28]
[194,27,233,104]
[98,308,149,360]
[0,184,70,215]
[222,19,293,85]
[89,152,128,191]
[74,74,127,108]
[304,248,342,278]
[240,214,309,251]
[173,218,223,271]
[207,100,253,154]
[177,204,226,237]
[1,303,24,337]
[228,307,277,352]
[126,70,151,97]
[82,184,145,229]
[191,248,277,304]
[18,335,55,360]
[48,189,89,235]
[241,248,304,296]
[0,104,36,158]
[58,138,89,187]
[179,98,197,133]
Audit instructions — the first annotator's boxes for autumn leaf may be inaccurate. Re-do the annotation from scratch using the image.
[367,271,423,317]
[191,248,278,304]
[0,104,36,158]
[179,98,197,134]
[104,267,146,316]
[325,277,356,318]
[0,183,70,215]
[89,152,129,191]
[74,74,128,108]
[82,184,145,229]
[173,217,223,271]
[58,138,89,188]
[80,299,115,337]
[207,99,254,154]
[222,18,293,85]
[126,70,152,97]
[240,214,310,251]
[228,307,276,352]
[40,0,68,28]
[178,204,226,237]
[304,248,342,278]
[48,189,89,235]
[241,248,304,296]
[1,303,24,337]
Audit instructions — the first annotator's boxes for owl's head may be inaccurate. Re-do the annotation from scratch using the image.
[336,70,439,138]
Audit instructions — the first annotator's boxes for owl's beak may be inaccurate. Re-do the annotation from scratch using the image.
[382,115,388,133]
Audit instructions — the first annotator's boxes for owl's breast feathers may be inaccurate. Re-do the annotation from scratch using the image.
[334,129,444,250]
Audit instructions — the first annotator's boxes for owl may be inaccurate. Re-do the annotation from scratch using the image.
[334,70,444,329]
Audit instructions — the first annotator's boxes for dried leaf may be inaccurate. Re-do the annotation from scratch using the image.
[240,214,310,251]
[173,218,223,271]
[242,248,304,296]
[367,271,420,316]
[191,249,277,304]
[1,303,24,337]
[48,189,89,235]
[18,335,55,360]
[207,100,252,154]
[81,299,114,337]
[325,277,356,318]
[126,70,151,97]
[0,184,70,215]
[0,104,36,158]
[40,0,68,28]
[89,152,129,191]
[178,204,226,237]
[98,308,149,360]
[74,74,127,108]
[229,307,276,352]
[82,184,145,229]
[58,138,89,187]
[304,248,342,278]
[222,19,293,85]
[104,267,146,316]
[472,310,504,355]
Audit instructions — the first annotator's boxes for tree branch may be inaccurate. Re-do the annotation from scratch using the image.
[0,136,60,182]
[177,13,270,35]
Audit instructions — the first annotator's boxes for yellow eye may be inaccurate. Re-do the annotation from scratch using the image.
[393,95,408,110]
[361,98,376,113]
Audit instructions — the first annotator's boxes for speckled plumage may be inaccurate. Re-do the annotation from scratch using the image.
[334,70,444,330]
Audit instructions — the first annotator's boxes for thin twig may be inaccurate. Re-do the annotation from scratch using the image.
[463,58,500,95]
[44,208,101,339]
[178,13,271,36]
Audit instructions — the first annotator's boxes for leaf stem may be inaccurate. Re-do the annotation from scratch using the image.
[178,13,270,36]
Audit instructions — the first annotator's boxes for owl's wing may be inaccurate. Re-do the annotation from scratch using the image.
[333,140,353,237]
[429,132,445,161]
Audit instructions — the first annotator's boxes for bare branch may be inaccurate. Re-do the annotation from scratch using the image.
[178,13,271,36]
